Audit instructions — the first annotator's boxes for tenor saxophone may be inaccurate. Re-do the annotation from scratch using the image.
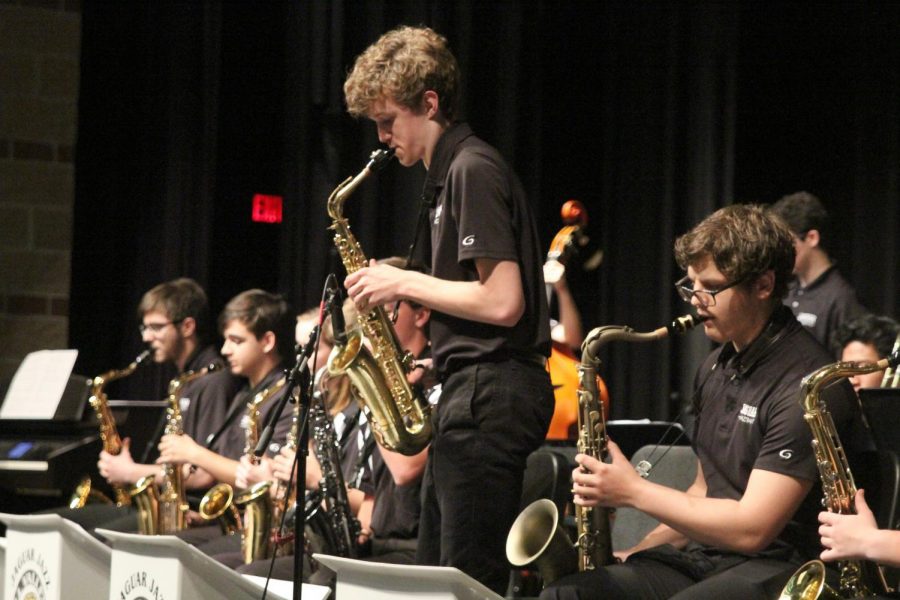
[70,349,152,509]
[506,314,703,585]
[326,148,433,456]
[778,351,900,600]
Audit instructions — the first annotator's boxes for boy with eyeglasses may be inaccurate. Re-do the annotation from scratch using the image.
[50,278,241,531]
[542,205,862,600]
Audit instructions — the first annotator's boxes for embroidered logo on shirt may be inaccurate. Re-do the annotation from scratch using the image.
[779,449,793,460]
[180,397,191,412]
[796,311,817,328]
[462,234,475,247]
[433,204,443,225]
[738,403,757,424]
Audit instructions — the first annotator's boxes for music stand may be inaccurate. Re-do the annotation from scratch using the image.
[858,388,900,455]
[313,554,504,600]
[98,529,329,600]
[0,513,111,600]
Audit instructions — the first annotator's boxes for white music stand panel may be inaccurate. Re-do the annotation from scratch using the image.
[0,513,111,600]
[0,537,6,600]
[99,529,328,600]
[313,554,504,600]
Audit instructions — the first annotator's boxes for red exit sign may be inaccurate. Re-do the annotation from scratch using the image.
[251,194,283,224]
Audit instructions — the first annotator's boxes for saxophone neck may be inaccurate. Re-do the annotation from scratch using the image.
[327,148,395,221]
[91,349,152,394]
[802,357,896,412]
[580,314,704,364]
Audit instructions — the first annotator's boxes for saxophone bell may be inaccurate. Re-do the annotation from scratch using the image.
[198,482,242,535]
[778,560,843,600]
[506,499,578,585]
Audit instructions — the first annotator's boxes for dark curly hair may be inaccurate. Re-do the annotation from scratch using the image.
[830,313,900,359]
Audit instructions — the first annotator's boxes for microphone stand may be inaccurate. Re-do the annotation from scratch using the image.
[254,287,340,600]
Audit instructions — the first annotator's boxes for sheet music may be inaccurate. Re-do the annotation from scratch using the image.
[1,349,78,419]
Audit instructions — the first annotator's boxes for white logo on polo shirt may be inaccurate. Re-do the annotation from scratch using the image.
[738,403,757,424]
[779,449,793,460]
[462,235,475,246]
[433,204,443,225]
[796,312,817,328]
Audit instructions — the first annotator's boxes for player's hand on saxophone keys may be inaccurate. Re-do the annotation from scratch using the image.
[819,488,878,562]
[98,437,136,485]
[572,440,642,508]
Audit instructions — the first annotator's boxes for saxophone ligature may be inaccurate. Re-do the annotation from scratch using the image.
[326,148,432,456]
[70,349,152,509]
[778,349,900,600]
[506,314,704,586]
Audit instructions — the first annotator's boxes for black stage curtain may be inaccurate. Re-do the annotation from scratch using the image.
[71,1,899,421]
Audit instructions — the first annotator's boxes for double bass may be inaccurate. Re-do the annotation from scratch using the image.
[544,200,607,440]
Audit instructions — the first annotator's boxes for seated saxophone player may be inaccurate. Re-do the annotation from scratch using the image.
[541,205,864,600]
[155,289,296,546]
[234,274,435,579]
[830,313,900,392]
[43,278,241,533]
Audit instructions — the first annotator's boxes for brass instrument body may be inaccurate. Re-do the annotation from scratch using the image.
[198,482,242,535]
[881,333,900,388]
[71,349,152,509]
[326,148,432,456]
[232,377,285,563]
[507,314,702,585]
[791,356,898,598]
[131,475,159,535]
[156,364,218,534]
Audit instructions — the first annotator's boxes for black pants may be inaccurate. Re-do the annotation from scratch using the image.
[540,545,804,600]
[416,359,554,595]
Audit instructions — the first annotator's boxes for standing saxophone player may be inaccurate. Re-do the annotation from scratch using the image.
[46,278,240,532]
[343,27,554,594]
[157,289,295,546]
[542,205,863,600]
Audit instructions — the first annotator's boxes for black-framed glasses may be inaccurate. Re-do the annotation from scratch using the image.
[139,319,184,335]
[675,276,745,307]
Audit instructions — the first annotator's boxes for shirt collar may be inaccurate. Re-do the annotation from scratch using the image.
[422,122,475,207]
[717,305,795,380]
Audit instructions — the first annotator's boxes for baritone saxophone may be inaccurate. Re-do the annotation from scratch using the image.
[326,148,432,456]
[506,314,704,586]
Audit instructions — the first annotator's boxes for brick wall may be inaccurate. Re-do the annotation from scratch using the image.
[0,0,81,385]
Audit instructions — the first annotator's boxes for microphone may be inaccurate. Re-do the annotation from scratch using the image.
[328,276,348,345]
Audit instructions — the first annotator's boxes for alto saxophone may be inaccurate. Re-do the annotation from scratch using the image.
[149,363,219,534]
[778,351,900,600]
[507,314,703,585]
[308,371,361,558]
[70,349,152,509]
[326,148,433,456]
[234,376,285,563]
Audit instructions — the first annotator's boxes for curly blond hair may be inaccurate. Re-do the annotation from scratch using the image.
[344,26,460,120]
[674,204,796,300]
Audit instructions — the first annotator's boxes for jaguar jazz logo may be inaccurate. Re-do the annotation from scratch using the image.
[117,570,165,600]
[10,547,51,600]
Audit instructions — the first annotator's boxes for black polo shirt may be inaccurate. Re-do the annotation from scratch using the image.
[369,445,420,540]
[179,345,242,450]
[692,306,860,559]
[424,122,550,375]
[215,366,293,461]
[783,266,865,351]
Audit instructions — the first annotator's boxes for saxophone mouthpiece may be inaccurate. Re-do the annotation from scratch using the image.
[136,349,152,364]
[368,147,396,171]
[667,314,708,335]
